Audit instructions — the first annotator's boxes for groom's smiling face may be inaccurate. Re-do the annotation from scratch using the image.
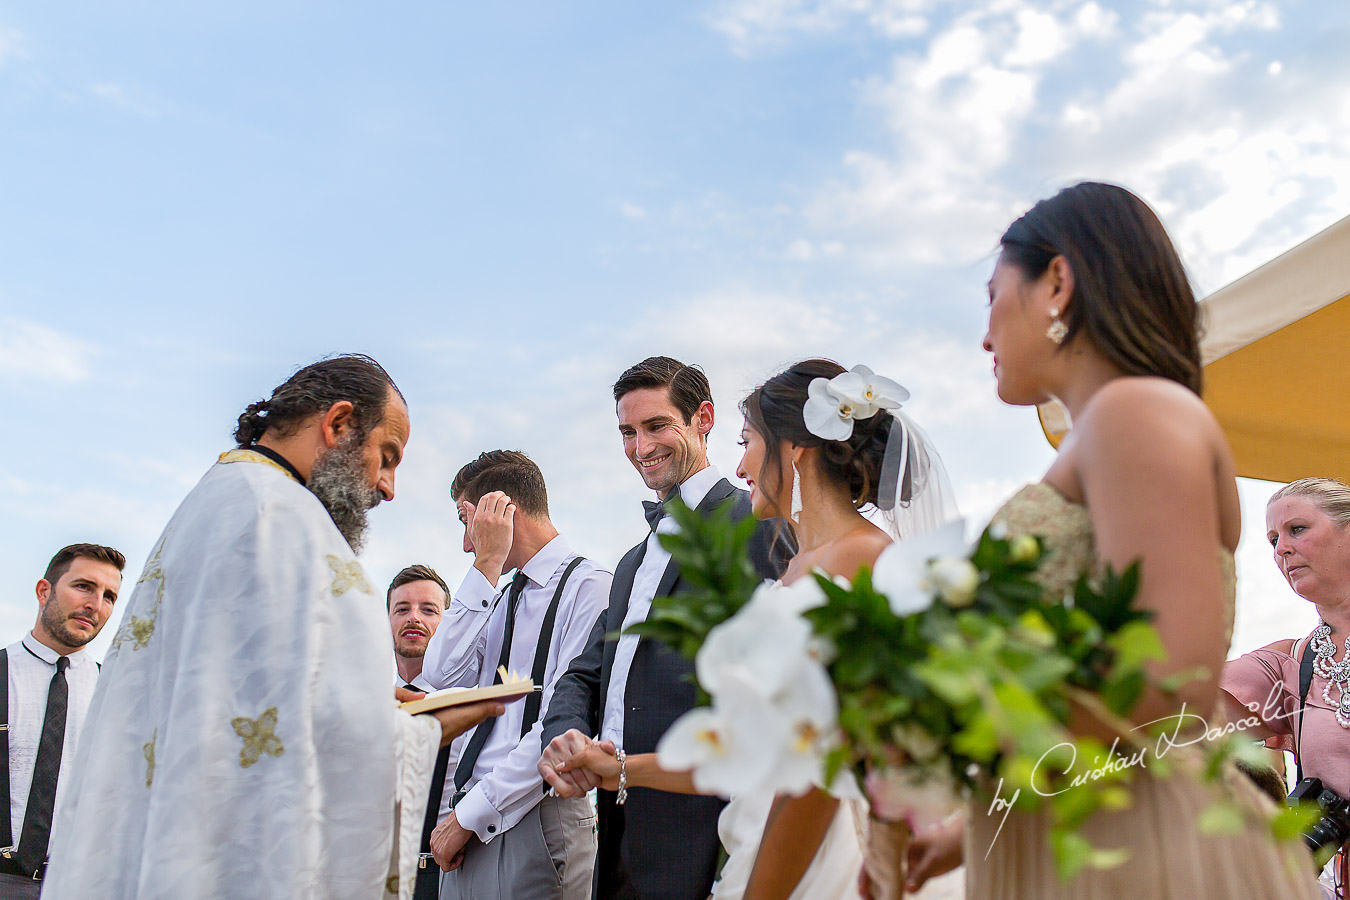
[617,387,711,498]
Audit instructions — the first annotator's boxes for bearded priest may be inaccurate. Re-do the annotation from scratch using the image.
[41,355,506,900]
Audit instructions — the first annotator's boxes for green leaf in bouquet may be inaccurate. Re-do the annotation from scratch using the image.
[1155,665,1210,695]
[1051,829,1131,879]
[1073,561,1149,632]
[1271,804,1321,843]
[1105,621,1166,677]
[1099,671,1146,717]
[914,657,983,706]
[1197,800,1244,836]
[952,714,999,761]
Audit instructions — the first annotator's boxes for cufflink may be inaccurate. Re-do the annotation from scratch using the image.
[487,825,496,834]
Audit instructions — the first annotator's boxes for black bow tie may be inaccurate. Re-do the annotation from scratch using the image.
[642,486,683,531]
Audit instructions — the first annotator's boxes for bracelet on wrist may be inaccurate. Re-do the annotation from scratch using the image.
[616,748,628,805]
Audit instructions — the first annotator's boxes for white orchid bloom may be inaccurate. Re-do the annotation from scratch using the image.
[803,376,858,441]
[745,576,827,617]
[657,683,786,798]
[871,519,968,617]
[803,366,911,441]
[765,659,839,796]
[696,600,813,698]
[928,556,979,607]
[846,365,909,413]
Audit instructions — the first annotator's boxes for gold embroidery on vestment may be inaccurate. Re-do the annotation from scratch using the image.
[144,731,157,787]
[232,706,284,768]
[113,538,167,653]
[327,555,372,596]
[385,876,399,895]
[217,448,300,483]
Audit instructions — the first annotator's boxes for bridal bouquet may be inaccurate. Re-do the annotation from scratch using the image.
[627,501,1234,876]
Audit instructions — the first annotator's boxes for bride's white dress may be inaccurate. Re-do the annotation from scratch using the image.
[711,789,864,899]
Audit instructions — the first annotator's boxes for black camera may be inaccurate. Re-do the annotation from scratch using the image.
[1289,777,1350,855]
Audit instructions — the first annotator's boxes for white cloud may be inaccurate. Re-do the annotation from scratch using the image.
[0,26,26,65]
[90,82,156,116]
[707,0,935,55]
[0,316,93,383]
[760,0,1347,292]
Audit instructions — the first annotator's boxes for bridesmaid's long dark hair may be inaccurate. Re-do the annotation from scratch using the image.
[1000,182,1203,395]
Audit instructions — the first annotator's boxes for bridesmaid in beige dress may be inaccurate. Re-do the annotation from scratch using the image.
[888,182,1319,899]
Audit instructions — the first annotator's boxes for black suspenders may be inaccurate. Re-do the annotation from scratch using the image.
[521,557,586,739]
[0,648,13,868]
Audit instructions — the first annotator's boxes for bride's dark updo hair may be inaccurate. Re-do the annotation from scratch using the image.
[741,359,910,512]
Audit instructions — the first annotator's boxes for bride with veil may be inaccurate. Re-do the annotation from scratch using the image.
[558,358,958,899]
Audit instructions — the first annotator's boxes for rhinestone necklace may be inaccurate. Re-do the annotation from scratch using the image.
[1310,621,1350,728]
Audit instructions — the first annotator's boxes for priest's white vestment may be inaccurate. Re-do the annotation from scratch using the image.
[41,449,441,900]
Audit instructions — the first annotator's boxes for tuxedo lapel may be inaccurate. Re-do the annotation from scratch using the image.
[599,541,647,713]
[651,477,738,603]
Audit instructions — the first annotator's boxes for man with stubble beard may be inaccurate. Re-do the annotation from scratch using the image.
[42,355,509,900]
[0,543,123,898]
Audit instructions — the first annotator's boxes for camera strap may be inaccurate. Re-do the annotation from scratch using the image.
[1297,637,1316,783]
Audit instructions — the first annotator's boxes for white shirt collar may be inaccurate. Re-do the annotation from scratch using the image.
[518,534,573,588]
[674,465,723,511]
[22,632,88,668]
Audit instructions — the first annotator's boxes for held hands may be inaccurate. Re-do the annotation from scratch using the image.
[538,730,614,797]
[558,739,621,791]
[462,491,515,583]
[430,810,475,872]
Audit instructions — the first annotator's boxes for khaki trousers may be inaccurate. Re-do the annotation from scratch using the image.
[441,794,597,900]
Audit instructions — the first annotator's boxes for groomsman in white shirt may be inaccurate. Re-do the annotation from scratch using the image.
[387,564,457,900]
[1,543,123,898]
[421,450,611,900]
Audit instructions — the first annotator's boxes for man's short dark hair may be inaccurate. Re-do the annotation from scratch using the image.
[43,543,127,587]
[233,354,404,447]
[386,564,450,609]
[612,356,712,424]
[451,450,549,518]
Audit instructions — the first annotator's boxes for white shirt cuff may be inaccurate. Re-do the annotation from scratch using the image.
[454,785,503,843]
[454,567,499,612]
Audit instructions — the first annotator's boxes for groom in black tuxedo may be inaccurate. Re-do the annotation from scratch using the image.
[540,356,792,900]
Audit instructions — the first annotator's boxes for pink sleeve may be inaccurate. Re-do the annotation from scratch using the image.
[1220,646,1300,751]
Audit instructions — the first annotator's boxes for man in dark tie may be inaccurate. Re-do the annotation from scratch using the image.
[1,543,124,899]
[540,357,793,900]
[386,564,455,900]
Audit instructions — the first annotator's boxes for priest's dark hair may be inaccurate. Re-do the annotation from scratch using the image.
[43,543,126,587]
[612,356,712,424]
[452,450,550,518]
[386,564,451,610]
[233,354,404,448]
[1000,181,1203,394]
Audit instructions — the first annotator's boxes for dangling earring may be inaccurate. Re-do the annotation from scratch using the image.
[790,462,803,522]
[1046,307,1068,345]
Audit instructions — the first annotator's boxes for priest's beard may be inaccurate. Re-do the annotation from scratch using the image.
[308,436,381,553]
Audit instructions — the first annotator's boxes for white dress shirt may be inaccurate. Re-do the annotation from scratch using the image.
[6,633,100,845]
[420,535,611,842]
[600,464,723,749]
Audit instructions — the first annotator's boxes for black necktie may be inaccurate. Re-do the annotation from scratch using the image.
[17,656,69,875]
[453,570,529,792]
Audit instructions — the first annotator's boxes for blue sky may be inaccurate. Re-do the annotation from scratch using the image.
[1,0,1347,659]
